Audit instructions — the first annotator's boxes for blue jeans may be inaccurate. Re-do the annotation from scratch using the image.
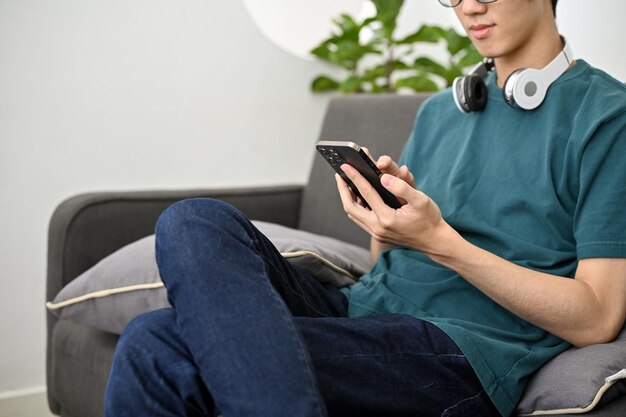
[104,199,500,417]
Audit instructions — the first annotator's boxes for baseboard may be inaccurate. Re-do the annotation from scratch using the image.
[0,387,57,416]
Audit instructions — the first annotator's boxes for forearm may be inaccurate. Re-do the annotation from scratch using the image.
[370,238,396,263]
[427,224,613,348]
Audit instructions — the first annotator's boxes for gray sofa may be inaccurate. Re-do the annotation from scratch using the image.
[46,94,625,417]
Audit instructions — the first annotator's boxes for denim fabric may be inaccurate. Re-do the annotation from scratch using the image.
[104,198,500,417]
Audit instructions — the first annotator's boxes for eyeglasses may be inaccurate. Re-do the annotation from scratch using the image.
[438,0,498,7]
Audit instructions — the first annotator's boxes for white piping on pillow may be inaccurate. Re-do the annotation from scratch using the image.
[519,369,626,416]
[46,282,165,310]
[46,250,356,311]
[280,250,358,279]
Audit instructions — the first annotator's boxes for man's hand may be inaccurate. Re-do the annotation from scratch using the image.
[336,162,451,256]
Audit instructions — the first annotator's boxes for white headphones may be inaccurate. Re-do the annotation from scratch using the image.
[453,39,574,112]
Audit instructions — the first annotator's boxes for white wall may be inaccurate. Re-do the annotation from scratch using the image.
[0,0,624,400]
[557,1,625,81]
[0,0,332,395]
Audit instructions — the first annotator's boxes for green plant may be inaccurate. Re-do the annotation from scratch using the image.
[310,0,482,94]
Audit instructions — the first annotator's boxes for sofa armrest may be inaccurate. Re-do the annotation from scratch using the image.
[46,184,304,302]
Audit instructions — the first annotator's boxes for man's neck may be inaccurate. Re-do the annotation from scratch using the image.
[494,27,564,88]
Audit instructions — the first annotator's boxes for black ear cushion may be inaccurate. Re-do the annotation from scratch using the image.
[464,74,488,111]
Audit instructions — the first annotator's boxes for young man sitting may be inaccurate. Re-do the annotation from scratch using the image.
[104,1,626,416]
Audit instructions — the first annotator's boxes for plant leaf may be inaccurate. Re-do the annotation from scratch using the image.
[369,83,388,93]
[441,28,472,56]
[370,0,404,39]
[334,40,380,70]
[310,43,332,62]
[397,24,443,44]
[309,7,479,95]
[361,65,387,82]
[339,75,363,93]
[456,47,483,68]
[335,13,361,42]
[413,57,449,79]
[444,66,464,86]
[395,75,440,92]
[311,75,340,92]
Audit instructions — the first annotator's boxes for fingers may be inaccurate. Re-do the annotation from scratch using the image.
[364,150,415,187]
[337,166,383,214]
[335,173,354,202]
[380,174,421,205]
[335,173,377,232]
[364,149,400,177]
[398,165,416,187]
[376,155,399,174]
[376,157,414,186]
[335,173,367,210]
[340,164,391,213]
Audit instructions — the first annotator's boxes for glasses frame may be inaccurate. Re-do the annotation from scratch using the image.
[438,0,498,7]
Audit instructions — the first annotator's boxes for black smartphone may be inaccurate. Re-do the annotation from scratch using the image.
[316,140,403,209]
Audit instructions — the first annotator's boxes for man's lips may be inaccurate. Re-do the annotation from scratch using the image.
[469,24,495,40]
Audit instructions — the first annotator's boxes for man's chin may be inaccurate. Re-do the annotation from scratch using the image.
[472,41,501,60]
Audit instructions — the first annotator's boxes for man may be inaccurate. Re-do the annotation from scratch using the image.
[105,1,626,416]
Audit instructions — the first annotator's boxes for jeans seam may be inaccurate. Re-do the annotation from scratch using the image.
[237,207,332,318]
[269,261,323,313]
[312,351,465,360]
[276,267,332,317]
[261,266,327,417]
[441,389,484,417]
[249,220,333,318]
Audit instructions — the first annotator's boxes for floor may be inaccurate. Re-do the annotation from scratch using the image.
[0,391,56,417]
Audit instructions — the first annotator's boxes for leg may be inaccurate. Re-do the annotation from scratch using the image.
[295,314,501,417]
[104,308,216,417]
[154,198,348,417]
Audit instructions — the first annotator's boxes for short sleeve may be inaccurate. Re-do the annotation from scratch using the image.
[574,111,626,259]
[398,96,435,167]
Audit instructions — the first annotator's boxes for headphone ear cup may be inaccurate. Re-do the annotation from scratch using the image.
[502,69,524,108]
[453,74,488,113]
[502,68,547,110]
[464,74,488,112]
[453,76,469,113]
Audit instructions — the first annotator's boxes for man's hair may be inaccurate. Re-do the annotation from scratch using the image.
[551,0,558,17]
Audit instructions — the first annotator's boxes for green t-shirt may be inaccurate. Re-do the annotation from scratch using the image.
[341,60,626,416]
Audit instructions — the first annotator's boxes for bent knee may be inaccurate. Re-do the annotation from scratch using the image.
[156,198,246,237]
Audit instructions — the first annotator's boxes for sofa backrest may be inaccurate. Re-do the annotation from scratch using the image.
[298,93,432,248]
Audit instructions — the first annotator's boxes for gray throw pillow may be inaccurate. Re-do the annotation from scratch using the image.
[46,221,371,334]
[47,234,168,335]
[516,327,626,415]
